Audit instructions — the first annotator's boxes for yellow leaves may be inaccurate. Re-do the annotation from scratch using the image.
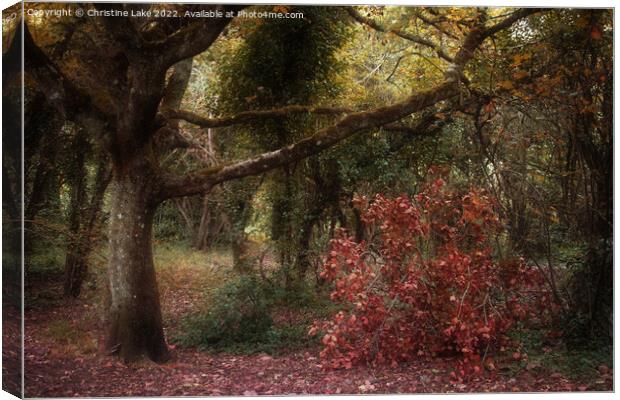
[580,103,598,114]
[1,12,19,55]
[550,212,560,224]
[513,70,529,81]
[25,4,79,47]
[532,173,545,184]
[511,52,532,67]
[498,80,515,91]
[575,15,590,28]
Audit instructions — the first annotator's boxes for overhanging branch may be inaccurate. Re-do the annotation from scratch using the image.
[159,81,459,199]
[163,105,353,129]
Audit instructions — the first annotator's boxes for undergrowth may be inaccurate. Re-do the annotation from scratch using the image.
[173,273,332,355]
[506,326,612,384]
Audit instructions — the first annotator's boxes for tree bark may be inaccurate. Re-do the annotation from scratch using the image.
[64,155,111,297]
[105,161,169,362]
[230,196,254,273]
[63,131,88,297]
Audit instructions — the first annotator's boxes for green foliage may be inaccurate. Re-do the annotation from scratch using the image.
[219,6,349,113]
[153,201,187,242]
[175,275,272,351]
[560,239,613,347]
[509,327,612,384]
[45,319,79,344]
[26,239,66,274]
[215,6,352,273]
[174,273,328,354]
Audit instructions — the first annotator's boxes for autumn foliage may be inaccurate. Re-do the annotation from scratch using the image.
[310,177,551,377]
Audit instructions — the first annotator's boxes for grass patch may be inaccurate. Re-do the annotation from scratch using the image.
[209,324,318,356]
[153,242,234,301]
[172,274,329,355]
[506,327,613,384]
[44,319,99,355]
[45,320,80,344]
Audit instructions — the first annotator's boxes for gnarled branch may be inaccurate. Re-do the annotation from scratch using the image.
[164,105,353,129]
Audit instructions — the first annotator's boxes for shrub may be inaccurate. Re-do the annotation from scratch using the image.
[175,273,324,354]
[177,275,273,349]
[310,179,552,377]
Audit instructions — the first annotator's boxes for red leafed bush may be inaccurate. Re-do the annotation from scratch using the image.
[310,178,551,376]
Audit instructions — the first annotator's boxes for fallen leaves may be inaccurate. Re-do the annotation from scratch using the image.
[358,380,376,393]
[24,342,611,397]
[21,255,612,397]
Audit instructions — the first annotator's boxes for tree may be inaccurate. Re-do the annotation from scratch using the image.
[62,133,110,298]
[215,6,349,279]
[24,4,541,362]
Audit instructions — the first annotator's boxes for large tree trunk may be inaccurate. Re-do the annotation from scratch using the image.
[105,164,169,362]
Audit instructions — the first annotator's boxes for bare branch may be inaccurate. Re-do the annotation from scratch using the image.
[155,127,205,150]
[414,10,459,40]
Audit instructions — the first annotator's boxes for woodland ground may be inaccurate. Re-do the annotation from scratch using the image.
[22,244,613,397]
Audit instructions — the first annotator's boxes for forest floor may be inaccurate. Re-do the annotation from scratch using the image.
[23,244,613,397]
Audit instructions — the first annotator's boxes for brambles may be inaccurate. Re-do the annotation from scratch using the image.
[311,177,553,377]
